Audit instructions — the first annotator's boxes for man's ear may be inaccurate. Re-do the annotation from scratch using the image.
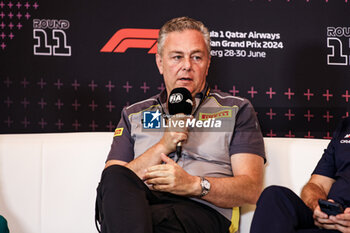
[156,53,163,75]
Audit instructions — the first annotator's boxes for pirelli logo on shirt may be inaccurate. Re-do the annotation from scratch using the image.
[114,128,124,137]
[199,110,232,121]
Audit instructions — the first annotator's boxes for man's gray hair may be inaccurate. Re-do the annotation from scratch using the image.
[157,16,211,56]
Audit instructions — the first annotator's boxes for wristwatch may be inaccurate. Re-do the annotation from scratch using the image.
[199,176,211,197]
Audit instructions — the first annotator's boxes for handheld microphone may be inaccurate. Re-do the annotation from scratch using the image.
[168,87,193,161]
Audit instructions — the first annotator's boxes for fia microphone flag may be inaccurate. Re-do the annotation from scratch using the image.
[168,87,193,115]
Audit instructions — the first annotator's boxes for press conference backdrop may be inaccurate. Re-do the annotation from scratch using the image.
[1,0,349,138]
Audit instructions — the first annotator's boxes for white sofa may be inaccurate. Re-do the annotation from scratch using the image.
[0,133,330,233]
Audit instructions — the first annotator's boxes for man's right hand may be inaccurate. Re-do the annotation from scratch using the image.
[107,115,191,179]
[158,114,190,153]
[313,204,335,228]
[301,174,336,229]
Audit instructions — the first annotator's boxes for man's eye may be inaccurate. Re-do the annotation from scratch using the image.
[173,56,182,60]
[192,56,202,61]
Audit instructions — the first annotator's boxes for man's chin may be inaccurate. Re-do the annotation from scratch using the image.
[175,85,194,94]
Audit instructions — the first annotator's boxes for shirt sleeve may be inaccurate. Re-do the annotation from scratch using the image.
[312,119,345,178]
[106,108,135,163]
[229,99,266,162]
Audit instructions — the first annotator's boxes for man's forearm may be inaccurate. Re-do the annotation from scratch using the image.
[301,182,327,210]
[201,175,263,208]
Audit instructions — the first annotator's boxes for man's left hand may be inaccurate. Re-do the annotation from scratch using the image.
[143,153,200,196]
[327,208,350,233]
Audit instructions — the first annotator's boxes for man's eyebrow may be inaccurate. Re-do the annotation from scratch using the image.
[169,50,205,55]
[191,50,205,54]
[169,51,184,55]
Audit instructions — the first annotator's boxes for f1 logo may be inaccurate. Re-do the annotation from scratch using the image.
[101,28,159,54]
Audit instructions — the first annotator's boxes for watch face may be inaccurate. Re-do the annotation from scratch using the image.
[200,177,210,197]
[203,180,210,189]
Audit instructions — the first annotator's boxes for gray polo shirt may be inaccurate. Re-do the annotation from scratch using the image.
[107,85,265,220]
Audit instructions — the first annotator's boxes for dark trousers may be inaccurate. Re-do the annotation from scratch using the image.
[96,165,230,233]
[250,185,340,233]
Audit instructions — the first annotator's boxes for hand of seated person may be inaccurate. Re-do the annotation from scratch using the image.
[143,153,200,197]
[313,203,335,229]
[328,207,350,233]
[158,114,191,153]
[313,199,350,233]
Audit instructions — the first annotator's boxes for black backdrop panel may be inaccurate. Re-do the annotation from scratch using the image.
[1,0,349,138]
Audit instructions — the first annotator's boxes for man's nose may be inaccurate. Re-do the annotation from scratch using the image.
[182,57,192,71]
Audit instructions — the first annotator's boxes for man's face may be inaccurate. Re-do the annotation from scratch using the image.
[156,29,211,98]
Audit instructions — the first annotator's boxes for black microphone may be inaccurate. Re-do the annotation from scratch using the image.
[168,87,193,161]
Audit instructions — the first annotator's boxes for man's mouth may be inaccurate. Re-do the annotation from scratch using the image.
[179,77,192,81]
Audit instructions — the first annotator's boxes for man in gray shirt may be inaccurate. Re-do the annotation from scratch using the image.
[96,16,265,233]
